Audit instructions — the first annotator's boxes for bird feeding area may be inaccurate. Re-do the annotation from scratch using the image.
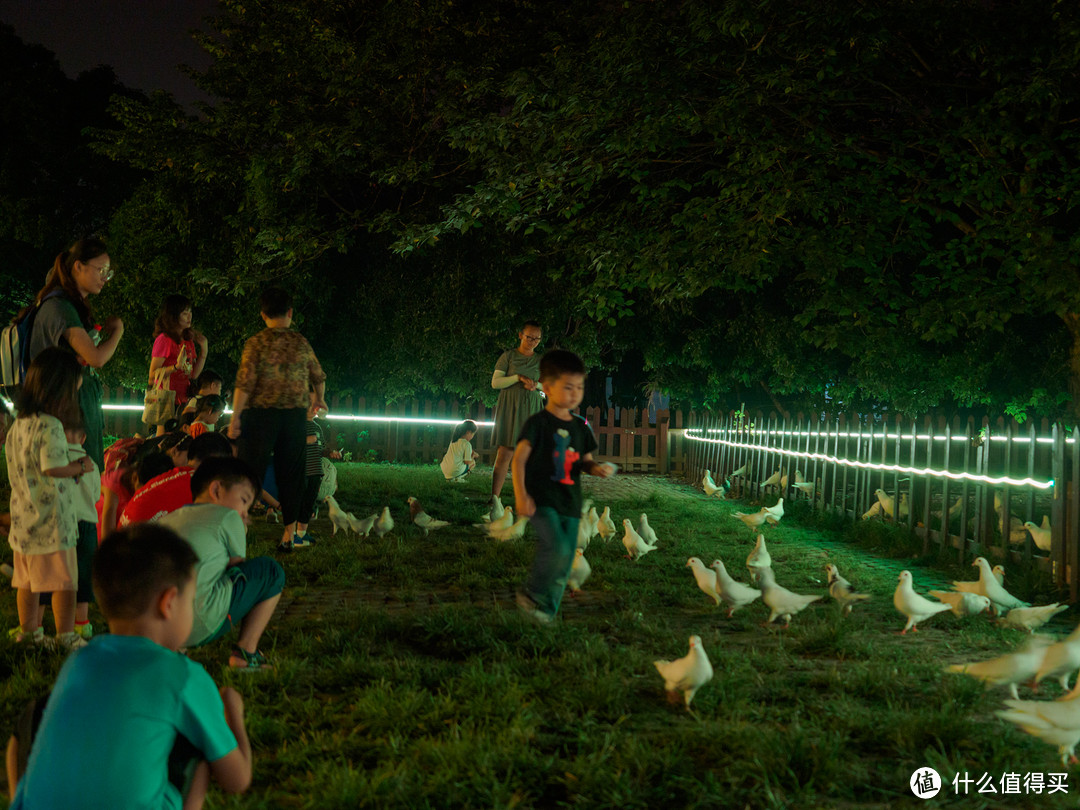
[686,410,1080,599]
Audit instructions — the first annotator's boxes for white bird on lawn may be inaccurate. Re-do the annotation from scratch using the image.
[709,559,762,616]
[875,488,895,518]
[488,516,528,542]
[761,469,782,489]
[686,557,721,606]
[969,556,1031,614]
[408,497,450,536]
[732,508,772,532]
[639,513,659,546]
[348,512,377,537]
[1036,623,1080,691]
[763,498,784,523]
[325,495,354,536]
[597,506,617,540]
[1000,604,1070,633]
[824,563,871,615]
[568,548,591,593]
[577,507,598,550]
[374,506,395,537]
[730,463,747,478]
[927,590,992,618]
[998,690,1080,765]
[893,570,951,634]
[1024,520,1052,552]
[483,495,505,524]
[792,481,816,498]
[757,566,821,627]
[993,565,1006,586]
[702,469,725,498]
[746,534,772,581]
[478,506,515,534]
[622,518,658,561]
[947,634,1053,700]
[653,635,714,709]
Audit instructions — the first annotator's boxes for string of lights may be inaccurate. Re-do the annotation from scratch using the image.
[685,428,1055,490]
[697,427,1071,445]
[98,403,494,427]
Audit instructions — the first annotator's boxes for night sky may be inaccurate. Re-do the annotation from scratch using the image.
[0,0,220,106]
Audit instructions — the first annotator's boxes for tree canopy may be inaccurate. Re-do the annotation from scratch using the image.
[7,1,1080,418]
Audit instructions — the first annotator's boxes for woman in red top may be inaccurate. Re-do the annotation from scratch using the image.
[147,294,209,435]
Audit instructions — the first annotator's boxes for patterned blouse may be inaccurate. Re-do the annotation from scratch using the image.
[6,414,79,555]
[234,327,327,410]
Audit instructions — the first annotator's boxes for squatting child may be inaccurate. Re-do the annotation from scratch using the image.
[440,420,479,483]
[157,456,285,669]
[5,523,253,809]
[511,350,611,623]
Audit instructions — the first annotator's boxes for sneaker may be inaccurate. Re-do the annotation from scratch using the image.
[300,532,318,546]
[9,626,45,644]
[74,622,93,640]
[229,646,273,671]
[56,632,88,651]
[276,540,294,554]
[292,536,311,548]
[515,591,553,625]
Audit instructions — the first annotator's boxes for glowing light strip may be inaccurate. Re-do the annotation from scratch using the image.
[700,428,1071,445]
[685,429,1054,489]
[99,404,493,427]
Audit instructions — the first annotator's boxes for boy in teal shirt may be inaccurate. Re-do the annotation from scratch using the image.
[6,523,253,809]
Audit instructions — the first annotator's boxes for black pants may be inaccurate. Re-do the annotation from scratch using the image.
[298,473,323,524]
[237,407,307,525]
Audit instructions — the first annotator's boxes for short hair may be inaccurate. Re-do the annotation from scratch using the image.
[190,455,260,499]
[195,394,226,415]
[135,452,174,489]
[17,347,83,426]
[188,431,233,462]
[93,524,197,620]
[158,431,191,455]
[539,349,586,382]
[259,287,291,318]
[520,320,542,333]
[195,369,223,391]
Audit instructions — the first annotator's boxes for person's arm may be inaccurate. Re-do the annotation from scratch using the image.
[309,380,327,416]
[44,455,91,479]
[101,488,120,536]
[63,316,123,369]
[209,688,252,794]
[580,453,612,478]
[190,332,208,381]
[511,439,535,516]
[491,370,520,390]
[6,735,18,801]
[226,389,250,440]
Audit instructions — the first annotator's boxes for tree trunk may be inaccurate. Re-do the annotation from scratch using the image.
[1063,312,1080,421]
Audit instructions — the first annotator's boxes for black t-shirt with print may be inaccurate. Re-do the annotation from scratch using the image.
[518,409,598,517]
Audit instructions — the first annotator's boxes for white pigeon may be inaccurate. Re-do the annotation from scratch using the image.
[576,509,597,550]
[639,513,659,546]
[998,691,1080,765]
[1024,520,1052,552]
[861,501,883,520]
[792,481,816,498]
[408,497,450,537]
[597,507,617,540]
[488,516,528,542]
[824,563,871,615]
[1000,604,1070,633]
[1036,623,1080,691]
[992,565,1006,586]
[757,566,821,627]
[927,590,992,618]
[746,534,772,581]
[686,557,721,606]
[702,469,725,498]
[374,506,394,537]
[763,498,784,523]
[730,463,747,478]
[893,571,952,634]
[622,518,658,561]
[875,488,895,518]
[653,635,714,709]
[947,634,1053,700]
[761,469,781,489]
[348,512,377,537]
[732,508,772,531]
[478,506,515,534]
[481,495,505,524]
[325,495,353,536]
[568,548,591,593]
[709,559,761,616]
[970,556,1031,613]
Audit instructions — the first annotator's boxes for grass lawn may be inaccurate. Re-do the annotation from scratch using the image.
[1,463,1077,808]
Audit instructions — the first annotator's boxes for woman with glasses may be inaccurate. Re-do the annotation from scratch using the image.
[490,320,544,501]
[27,236,125,471]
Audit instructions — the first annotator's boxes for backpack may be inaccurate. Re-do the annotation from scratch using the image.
[0,290,68,394]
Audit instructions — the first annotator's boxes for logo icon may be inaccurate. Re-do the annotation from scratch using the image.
[910,767,941,799]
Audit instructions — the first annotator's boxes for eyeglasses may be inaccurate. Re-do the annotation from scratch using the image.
[85,262,113,282]
[522,334,542,343]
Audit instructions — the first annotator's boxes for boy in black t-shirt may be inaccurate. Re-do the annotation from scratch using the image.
[511,350,612,623]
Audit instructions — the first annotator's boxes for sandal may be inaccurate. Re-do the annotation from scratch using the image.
[229,646,273,670]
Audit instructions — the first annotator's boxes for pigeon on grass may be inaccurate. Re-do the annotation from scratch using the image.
[686,557,721,606]
[947,634,1053,700]
[709,559,762,617]
[408,497,450,537]
[654,635,713,709]
[757,566,821,628]
[824,563,871,615]
[893,571,951,634]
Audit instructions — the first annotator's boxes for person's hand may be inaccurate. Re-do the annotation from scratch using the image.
[329,449,342,460]
[520,376,537,391]
[592,462,614,478]
[516,493,536,517]
[308,399,328,419]
[192,329,208,350]
[104,315,124,337]
[226,416,241,440]
[0,513,10,537]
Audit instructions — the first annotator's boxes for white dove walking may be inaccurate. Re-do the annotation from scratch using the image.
[969,556,1031,614]
[686,557,721,606]
[824,563,871,615]
[757,567,821,627]
[639,513,659,546]
[927,590,992,618]
[893,570,951,634]
[489,516,528,542]
[622,518,657,561]
[947,634,1053,700]
[761,469,781,489]
[732,508,771,532]
[577,508,598,550]
[374,506,394,537]
[702,469,725,498]
[746,534,772,582]
[999,690,1080,765]
[1000,604,1070,633]
[484,495,505,524]
[408,497,450,537]
[568,549,591,593]
[348,512,377,537]
[1036,623,1080,691]
[763,498,784,523]
[325,495,354,536]
[653,635,714,709]
[597,507,617,540]
[477,506,515,534]
[710,559,762,616]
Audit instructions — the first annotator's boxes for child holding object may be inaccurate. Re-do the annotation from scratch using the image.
[511,350,612,624]
[5,348,90,648]
[5,523,253,809]
[440,420,479,483]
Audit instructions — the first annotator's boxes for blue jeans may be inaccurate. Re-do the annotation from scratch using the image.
[525,507,580,617]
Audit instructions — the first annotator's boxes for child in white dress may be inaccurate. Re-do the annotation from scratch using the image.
[440,421,479,482]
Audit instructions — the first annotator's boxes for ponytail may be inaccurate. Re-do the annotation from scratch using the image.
[451,420,477,443]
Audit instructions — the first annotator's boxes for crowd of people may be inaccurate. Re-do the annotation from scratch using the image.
[2,240,607,808]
